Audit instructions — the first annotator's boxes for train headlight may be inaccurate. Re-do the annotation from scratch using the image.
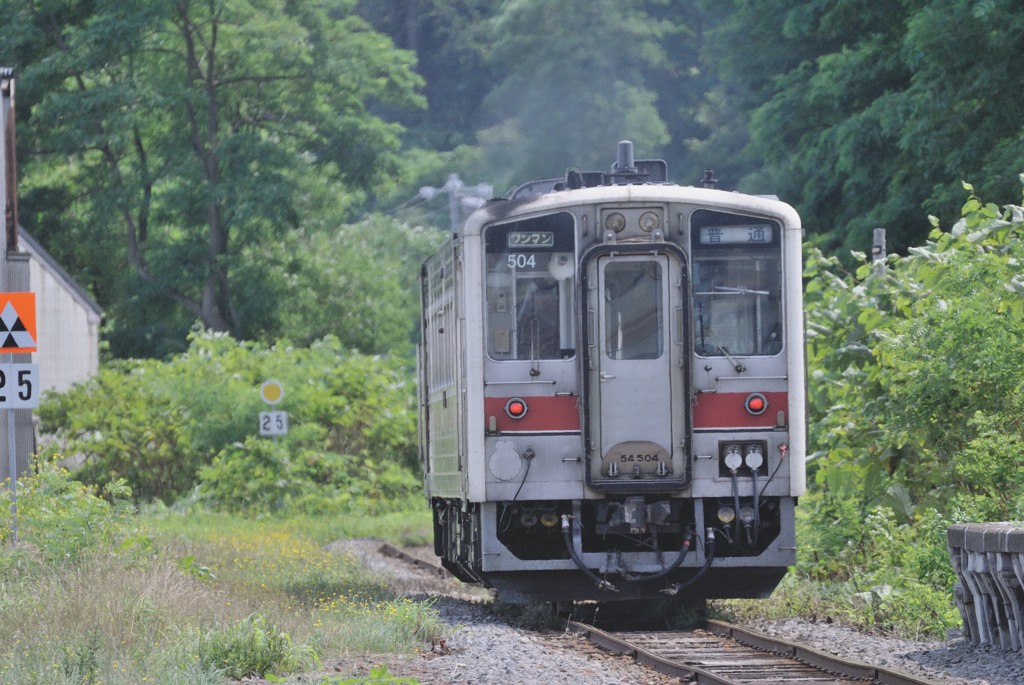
[717,505,736,524]
[638,211,661,232]
[505,398,528,419]
[520,512,538,527]
[738,505,756,524]
[604,212,627,233]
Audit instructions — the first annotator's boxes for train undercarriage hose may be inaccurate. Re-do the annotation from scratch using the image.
[560,516,703,591]
[617,533,693,582]
[561,514,619,592]
[661,528,716,596]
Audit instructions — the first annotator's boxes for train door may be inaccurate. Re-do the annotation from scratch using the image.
[585,251,688,488]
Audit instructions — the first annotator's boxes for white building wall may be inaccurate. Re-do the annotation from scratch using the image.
[16,227,102,395]
[29,256,100,393]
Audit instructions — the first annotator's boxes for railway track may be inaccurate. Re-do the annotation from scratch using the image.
[374,543,944,684]
[378,541,453,579]
[568,619,942,685]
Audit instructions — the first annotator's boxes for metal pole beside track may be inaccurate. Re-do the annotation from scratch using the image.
[7,406,15,544]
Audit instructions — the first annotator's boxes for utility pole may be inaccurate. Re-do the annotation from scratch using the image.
[1,68,38,544]
[872,227,886,276]
[1,68,13,250]
[419,174,493,232]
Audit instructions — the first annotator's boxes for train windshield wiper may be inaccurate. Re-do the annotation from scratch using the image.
[696,303,745,373]
[714,285,770,296]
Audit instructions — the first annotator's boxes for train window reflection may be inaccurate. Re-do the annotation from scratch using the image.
[603,261,664,360]
[691,211,783,357]
[485,213,576,361]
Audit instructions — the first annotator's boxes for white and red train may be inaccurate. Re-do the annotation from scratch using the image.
[418,142,805,603]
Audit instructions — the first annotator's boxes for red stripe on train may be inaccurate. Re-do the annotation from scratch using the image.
[484,396,581,433]
[692,392,788,429]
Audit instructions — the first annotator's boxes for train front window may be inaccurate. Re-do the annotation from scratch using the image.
[603,260,664,360]
[485,213,576,361]
[691,210,783,357]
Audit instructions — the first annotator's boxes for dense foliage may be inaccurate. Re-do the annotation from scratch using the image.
[5,1,1023,356]
[0,458,137,563]
[4,0,1024,643]
[801,180,1024,592]
[38,331,422,512]
[365,0,1024,259]
[361,0,711,195]
[2,0,427,356]
[702,0,1024,257]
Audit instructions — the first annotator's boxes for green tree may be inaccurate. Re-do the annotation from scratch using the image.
[357,0,497,150]
[273,214,444,354]
[695,0,1024,256]
[478,0,672,187]
[3,0,424,357]
[359,1,711,195]
[689,0,824,192]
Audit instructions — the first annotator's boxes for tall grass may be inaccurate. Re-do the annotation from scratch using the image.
[711,570,961,640]
[0,463,443,685]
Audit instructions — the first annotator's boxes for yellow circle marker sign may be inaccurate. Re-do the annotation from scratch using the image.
[260,379,284,406]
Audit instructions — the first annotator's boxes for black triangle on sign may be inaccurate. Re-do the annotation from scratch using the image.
[11,318,26,332]
[0,320,8,333]
[1,333,16,348]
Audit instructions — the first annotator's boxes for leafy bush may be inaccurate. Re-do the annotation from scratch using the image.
[180,613,315,680]
[794,179,1024,636]
[802,179,1024,566]
[196,438,421,515]
[0,458,137,565]
[38,332,420,508]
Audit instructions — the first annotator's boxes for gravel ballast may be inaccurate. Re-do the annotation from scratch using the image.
[323,540,1023,685]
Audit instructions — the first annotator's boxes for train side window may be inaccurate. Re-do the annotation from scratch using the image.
[691,212,783,357]
[484,213,576,361]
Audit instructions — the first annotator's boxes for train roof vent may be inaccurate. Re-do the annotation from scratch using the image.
[506,140,669,200]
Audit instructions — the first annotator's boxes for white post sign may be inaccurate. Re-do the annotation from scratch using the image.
[1,291,39,545]
[258,379,288,438]
[259,411,288,436]
[0,363,39,409]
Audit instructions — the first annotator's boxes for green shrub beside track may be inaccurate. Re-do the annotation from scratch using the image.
[38,332,420,511]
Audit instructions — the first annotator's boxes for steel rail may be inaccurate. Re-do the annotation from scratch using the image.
[378,541,453,579]
[569,619,944,685]
[705,620,943,685]
[567,620,736,684]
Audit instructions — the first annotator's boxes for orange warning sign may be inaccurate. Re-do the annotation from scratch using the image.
[0,292,37,354]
